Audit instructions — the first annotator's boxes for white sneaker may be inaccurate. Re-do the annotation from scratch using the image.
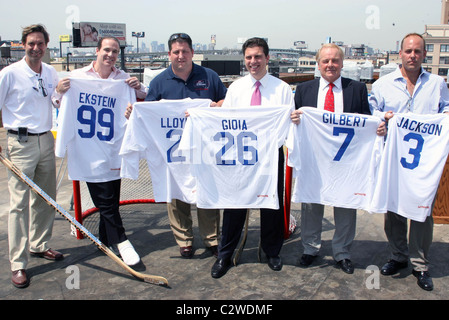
[117,240,141,266]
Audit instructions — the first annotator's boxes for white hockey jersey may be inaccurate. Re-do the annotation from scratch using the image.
[55,78,135,182]
[286,107,384,210]
[179,105,293,209]
[369,112,449,222]
[119,99,212,203]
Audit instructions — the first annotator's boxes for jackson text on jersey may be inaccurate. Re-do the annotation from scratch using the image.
[397,117,442,136]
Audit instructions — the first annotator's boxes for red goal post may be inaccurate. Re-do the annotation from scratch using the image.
[71,159,157,239]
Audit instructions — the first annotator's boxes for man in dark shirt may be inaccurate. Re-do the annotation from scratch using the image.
[145,33,227,258]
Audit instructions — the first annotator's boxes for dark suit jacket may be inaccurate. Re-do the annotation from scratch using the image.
[294,77,371,115]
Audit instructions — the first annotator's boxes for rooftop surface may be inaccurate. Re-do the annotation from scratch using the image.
[0,127,448,312]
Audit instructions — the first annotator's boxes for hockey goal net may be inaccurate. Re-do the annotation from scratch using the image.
[72,159,156,239]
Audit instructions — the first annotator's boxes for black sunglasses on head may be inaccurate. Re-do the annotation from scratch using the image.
[169,33,191,42]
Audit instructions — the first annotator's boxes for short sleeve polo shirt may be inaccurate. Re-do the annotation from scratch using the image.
[145,63,227,102]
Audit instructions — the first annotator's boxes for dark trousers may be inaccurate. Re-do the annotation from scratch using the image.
[86,179,127,247]
[218,148,285,260]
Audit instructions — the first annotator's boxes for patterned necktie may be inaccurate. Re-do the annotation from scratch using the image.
[251,81,262,106]
[324,83,335,112]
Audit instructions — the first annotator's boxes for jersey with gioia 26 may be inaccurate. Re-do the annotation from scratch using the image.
[179,104,293,210]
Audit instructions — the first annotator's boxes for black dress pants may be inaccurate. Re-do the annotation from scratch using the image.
[218,148,285,260]
[86,179,127,247]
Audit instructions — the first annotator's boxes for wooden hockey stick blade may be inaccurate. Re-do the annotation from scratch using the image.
[0,153,168,286]
[233,210,250,266]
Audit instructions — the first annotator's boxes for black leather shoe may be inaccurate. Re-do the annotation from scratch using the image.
[299,254,316,267]
[412,270,434,291]
[211,258,231,278]
[268,256,283,271]
[337,259,354,274]
[381,260,408,275]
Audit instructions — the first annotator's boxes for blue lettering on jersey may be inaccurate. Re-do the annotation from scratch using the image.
[322,113,367,127]
[79,92,117,109]
[214,131,258,166]
[161,117,186,129]
[397,117,442,136]
[222,119,248,131]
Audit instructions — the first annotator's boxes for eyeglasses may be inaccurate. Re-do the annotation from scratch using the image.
[33,78,48,97]
[169,33,191,42]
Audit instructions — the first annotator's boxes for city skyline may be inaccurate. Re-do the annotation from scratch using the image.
[0,0,443,52]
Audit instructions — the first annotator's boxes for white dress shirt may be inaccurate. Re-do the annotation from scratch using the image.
[317,76,344,113]
[222,73,294,107]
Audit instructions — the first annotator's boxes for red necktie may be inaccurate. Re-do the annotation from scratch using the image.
[324,83,335,112]
[251,81,261,106]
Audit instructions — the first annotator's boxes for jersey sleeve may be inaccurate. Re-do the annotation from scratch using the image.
[55,88,76,158]
[275,105,295,148]
[119,105,148,179]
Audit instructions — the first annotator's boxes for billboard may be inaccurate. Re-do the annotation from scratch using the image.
[201,60,241,76]
[59,35,72,43]
[294,41,308,50]
[72,22,127,48]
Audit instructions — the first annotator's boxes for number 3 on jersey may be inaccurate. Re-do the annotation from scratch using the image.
[401,132,424,170]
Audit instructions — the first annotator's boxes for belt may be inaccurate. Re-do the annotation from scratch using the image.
[7,130,49,136]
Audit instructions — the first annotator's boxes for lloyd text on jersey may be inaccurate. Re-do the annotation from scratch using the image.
[161,117,187,129]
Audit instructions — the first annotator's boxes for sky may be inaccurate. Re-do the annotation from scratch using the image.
[0,0,443,52]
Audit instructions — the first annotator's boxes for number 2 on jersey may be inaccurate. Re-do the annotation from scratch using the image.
[214,131,258,166]
[166,129,186,163]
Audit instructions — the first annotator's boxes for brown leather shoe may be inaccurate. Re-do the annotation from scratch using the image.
[30,248,64,261]
[12,269,29,288]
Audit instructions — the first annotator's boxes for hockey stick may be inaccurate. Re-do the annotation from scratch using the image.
[0,153,168,286]
[233,209,250,266]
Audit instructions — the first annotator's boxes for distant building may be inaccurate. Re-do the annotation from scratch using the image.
[442,0,449,24]
[422,0,449,78]
[0,41,25,60]
[422,25,449,77]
